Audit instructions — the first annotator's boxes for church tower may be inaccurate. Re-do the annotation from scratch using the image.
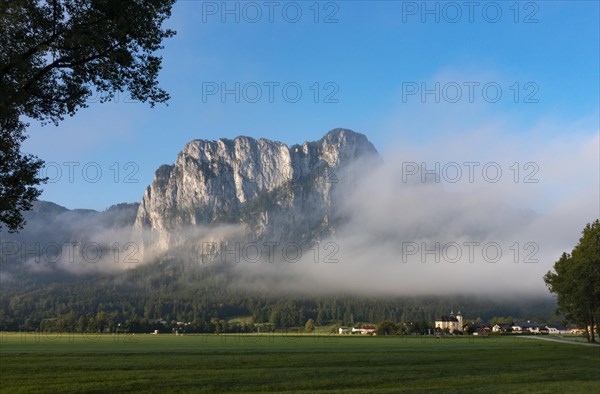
[457,310,463,331]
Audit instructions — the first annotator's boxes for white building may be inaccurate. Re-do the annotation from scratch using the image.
[545,324,568,334]
[351,326,376,335]
[435,310,463,333]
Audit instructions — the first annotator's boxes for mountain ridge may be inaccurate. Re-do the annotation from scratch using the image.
[134,128,379,250]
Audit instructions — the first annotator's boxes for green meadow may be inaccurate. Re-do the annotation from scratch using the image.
[1,333,599,393]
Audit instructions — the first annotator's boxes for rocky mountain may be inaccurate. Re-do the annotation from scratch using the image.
[134,128,379,250]
[1,129,377,271]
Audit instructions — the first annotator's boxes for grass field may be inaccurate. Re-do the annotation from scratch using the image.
[1,332,599,393]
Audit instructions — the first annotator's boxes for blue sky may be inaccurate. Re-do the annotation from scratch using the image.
[23,0,599,213]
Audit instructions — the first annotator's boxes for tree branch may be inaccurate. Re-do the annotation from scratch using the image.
[21,42,122,93]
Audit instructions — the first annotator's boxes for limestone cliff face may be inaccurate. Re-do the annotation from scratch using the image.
[134,129,378,249]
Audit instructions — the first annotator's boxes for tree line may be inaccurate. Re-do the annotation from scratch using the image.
[0,259,559,333]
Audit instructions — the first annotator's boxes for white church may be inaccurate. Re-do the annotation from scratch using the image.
[434,310,463,333]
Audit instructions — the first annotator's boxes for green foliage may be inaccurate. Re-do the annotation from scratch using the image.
[1,0,176,125]
[376,320,398,335]
[544,219,600,342]
[0,127,46,232]
[0,0,175,231]
[0,257,560,333]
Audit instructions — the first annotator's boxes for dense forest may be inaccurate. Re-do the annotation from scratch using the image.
[0,258,559,333]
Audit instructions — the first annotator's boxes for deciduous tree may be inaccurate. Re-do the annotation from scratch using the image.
[304,318,315,333]
[544,220,600,342]
[0,0,175,231]
[376,320,398,336]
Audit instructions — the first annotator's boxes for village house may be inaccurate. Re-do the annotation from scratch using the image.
[511,321,529,333]
[351,325,376,335]
[528,325,549,334]
[492,324,512,333]
[492,321,570,335]
[463,322,491,336]
[338,327,350,334]
[545,324,568,335]
[511,321,550,334]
